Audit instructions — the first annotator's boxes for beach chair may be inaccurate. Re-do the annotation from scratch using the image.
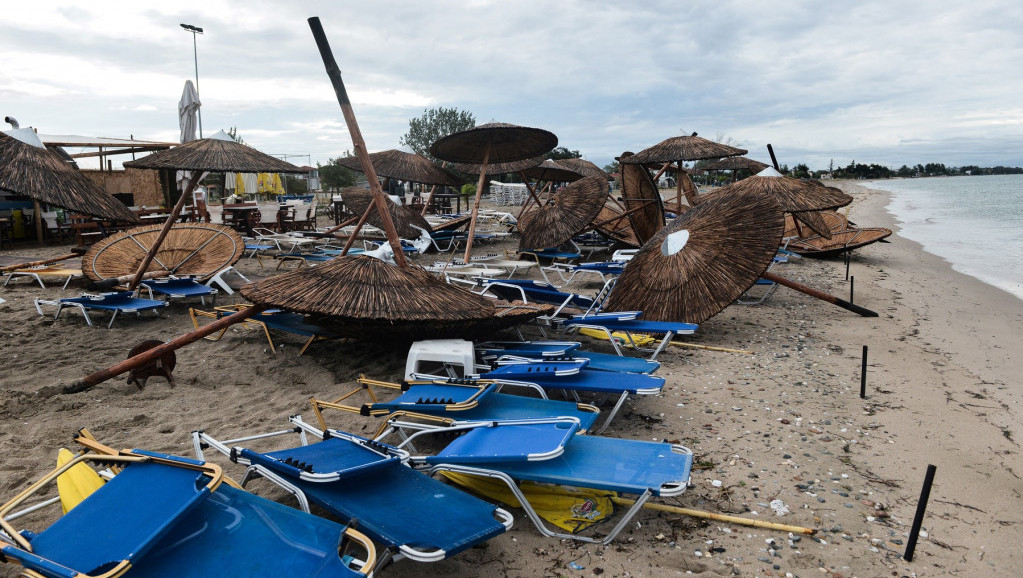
[516,246,581,265]
[560,314,699,360]
[0,442,374,578]
[34,291,168,328]
[310,376,602,433]
[140,277,217,306]
[368,416,694,545]
[204,265,252,295]
[477,341,660,374]
[473,357,665,433]
[539,260,626,287]
[478,279,600,319]
[192,418,512,568]
[190,304,341,355]
[3,264,83,289]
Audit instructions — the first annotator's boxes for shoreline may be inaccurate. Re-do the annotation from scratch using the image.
[1,182,1020,577]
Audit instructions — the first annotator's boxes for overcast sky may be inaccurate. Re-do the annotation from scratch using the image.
[4,1,1021,172]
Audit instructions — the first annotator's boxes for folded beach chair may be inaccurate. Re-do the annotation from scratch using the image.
[140,277,218,306]
[3,264,84,289]
[370,416,693,545]
[475,358,665,432]
[310,376,602,433]
[190,304,341,355]
[539,260,626,287]
[34,291,168,328]
[204,265,252,295]
[560,314,699,360]
[516,246,582,265]
[478,279,600,319]
[0,442,374,578]
[477,341,660,374]
[192,418,512,568]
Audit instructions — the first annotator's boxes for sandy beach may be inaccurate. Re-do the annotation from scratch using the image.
[1,181,1020,577]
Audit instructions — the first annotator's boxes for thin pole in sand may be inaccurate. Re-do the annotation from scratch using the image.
[850,275,855,303]
[904,464,937,562]
[860,345,868,399]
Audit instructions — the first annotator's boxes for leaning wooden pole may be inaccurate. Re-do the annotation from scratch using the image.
[308,17,407,267]
[64,305,267,394]
[762,271,878,317]
[127,171,203,290]
[0,253,79,273]
[461,143,492,264]
[609,496,817,536]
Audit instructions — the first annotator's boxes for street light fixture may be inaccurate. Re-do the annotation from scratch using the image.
[180,23,204,138]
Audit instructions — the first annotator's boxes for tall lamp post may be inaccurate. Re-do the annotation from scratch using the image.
[180,23,204,138]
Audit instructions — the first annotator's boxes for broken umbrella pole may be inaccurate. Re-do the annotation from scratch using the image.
[62,304,267,394]
[761,271,878,317]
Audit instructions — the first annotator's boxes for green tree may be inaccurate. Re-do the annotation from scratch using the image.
[400,107,476,158]
[317,155,359,192]
[547,147,581,160]
[226,126,246,145]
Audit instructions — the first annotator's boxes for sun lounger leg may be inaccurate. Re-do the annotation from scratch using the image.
[649,331,675,360]
[62,275,74,290]
[598,490,654,545]
[107,309,120,329]
[597,391,630,434]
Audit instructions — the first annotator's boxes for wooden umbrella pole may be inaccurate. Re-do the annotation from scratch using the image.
[590,202,653,229]
[64,304,267,394]
[317,216,358,236]
[127,171,203,290]
[420,183,439,216]
[89,270,171,291]
[461,143,491,264]
[514,177,545,223]
[308,17,407,267]
[761,271,878,317]
[610,496,816,536]
[0,253,79,273]
[340,203,377,255]
[33,200,44,244]
[670,342,754,354]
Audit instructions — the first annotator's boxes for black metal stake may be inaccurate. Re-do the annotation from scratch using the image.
[845,251,850,280]
[904,464,937,562]
[860,345,868,399]
[850,275,855,304]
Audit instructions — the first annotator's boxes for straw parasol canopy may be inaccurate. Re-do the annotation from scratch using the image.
[618,152,665,244]
[604,191,786,323]
[123,130,305,174]
[697,167,852,238]
[240,254,552,342]
[702,156,770,172]
[518,176,609,250]
[619,132,747,166]
[786,227,892,258]
[0,129,139,223]
[336,149,462,186]
[340,186,432,238]
[592,203,641,247]
[520,159,584,183]
[554,158,610,180]
[449,155,545,177]
[82,223,245,281]
[430,123,557,165]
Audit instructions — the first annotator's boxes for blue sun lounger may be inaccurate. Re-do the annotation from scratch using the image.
[377,417,693,545]
[476,358,665,433]
[0,446,374,578]
[318,377,601,431]
[190,305,342,355]
[560,315,699,360]
[141,277,218,306]
[34,291,168,328]
[477,340,661,374]
[192,420,512,567]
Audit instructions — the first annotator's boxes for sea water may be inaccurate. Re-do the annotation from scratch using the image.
[865,174,1023,302]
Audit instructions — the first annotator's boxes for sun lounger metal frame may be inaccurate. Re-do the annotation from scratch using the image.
[3,266,83,289]
[189,304,341,355]
[140,277,218,306]
[560,315,698,360]
[34,291,168,328]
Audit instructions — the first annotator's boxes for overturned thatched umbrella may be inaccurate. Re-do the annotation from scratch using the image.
[340,186,432,238]
[617,151,666,244]
[604,191,786,323]
[82,223,244,282]
[121,130,305,289]
[518,175,608,250]
[241,253,552,342]
[337,149,461,186]
[591,203,641,247]
[696,167,852,238]
[0,128,140,231]
[431,122,557,263]
[786,227,893,258]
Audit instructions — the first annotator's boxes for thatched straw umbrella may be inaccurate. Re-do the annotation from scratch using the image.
[241,254,551,342]
[339,186,432,238]
[702,156,770,172]
[785,227,892,258]
[591,203,641,247]
[518,175,608,250]
[450,155,545,177]
[520,159,584,183]
[617,151,665,244]
[121,130,304,289]
[430,122,557,263]
[620,132,747,208]
[696,167,852,238]
[604,191,786,323]
[0,128,140,239]
[82,223,244,281]
[554,158,610,180]
[337,149,461,186]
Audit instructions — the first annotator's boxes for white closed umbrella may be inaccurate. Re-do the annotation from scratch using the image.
[177,80,202,197]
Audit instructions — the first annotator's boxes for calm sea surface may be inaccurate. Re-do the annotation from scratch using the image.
[865,175,1023,301]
